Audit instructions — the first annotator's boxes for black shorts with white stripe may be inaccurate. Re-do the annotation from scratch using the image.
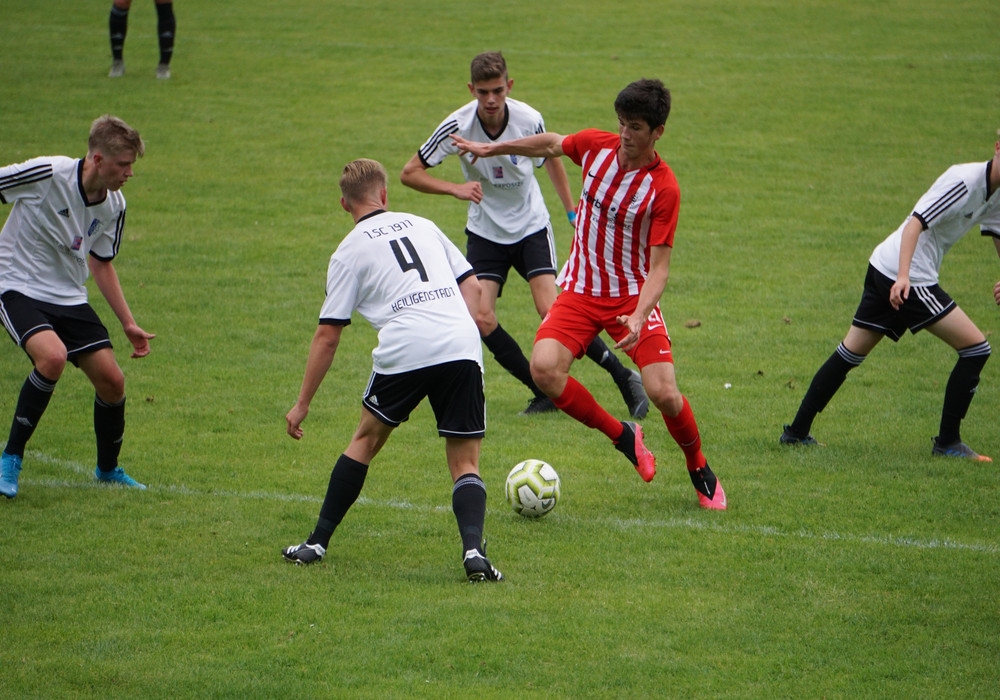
[0,290,112,363]
[361,359,485,438]
[851,264,955,342]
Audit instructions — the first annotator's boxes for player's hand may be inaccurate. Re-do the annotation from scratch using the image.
[455,181,484,204]
[567,211,577,226]
[889,278,909,311]
[125,324,156,358]
[286,403,308,440]
[614,313,643,351]
[451,134,488,163]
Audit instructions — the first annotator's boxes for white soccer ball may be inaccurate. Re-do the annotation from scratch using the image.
[505,459,561,518]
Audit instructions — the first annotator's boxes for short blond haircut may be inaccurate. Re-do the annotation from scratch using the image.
[339,158,388,205]
[88,114,144,158]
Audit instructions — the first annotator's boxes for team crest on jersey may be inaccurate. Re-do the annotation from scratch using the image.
[510,155,519,165]
[493,166,505,179]
[71,236,83,251]
[86,218,101,238]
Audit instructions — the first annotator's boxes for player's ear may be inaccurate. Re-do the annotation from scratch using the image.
[340,197,350,213]
[467,82,475,96]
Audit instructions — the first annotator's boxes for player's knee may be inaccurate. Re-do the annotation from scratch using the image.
[95,367,126,403]
[642,374,683,415]
[650,389,684,417]
[528,359,561,393]
[32,347,68,380]
[957,340,990,368]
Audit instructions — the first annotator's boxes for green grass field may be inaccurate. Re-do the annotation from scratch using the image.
[2,1,999,697]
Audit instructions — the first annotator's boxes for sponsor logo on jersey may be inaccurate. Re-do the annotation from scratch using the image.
[57,208,70,218]
[493,166,505,180]
[71,236,83,251]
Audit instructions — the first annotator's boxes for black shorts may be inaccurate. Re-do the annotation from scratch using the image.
[362,359,486,438]
[465,227,557,296]
[0,291,112,362]
[851,264,955,342]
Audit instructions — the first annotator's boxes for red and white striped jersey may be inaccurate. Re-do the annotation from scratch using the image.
[558,129,679,297]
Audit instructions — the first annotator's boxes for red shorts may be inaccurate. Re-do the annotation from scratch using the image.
[535,291,673,368]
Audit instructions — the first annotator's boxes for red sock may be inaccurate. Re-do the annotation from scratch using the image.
[662,396,706,471]
[553,376,623,441]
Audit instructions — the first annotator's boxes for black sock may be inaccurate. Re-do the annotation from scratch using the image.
[308,454,369,549]
[482,324,543,397]
[109,5,129,60]
[452,473,487,554]
[789,343,865,436]
[938,341,990,445]
[585,336,631,383]
[94,396,126,471]
[155,2,176,65]
[5,370,57,457]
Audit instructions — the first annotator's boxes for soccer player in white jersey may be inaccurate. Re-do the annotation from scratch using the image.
[0,115,155,498]
[452,79,727,511]
[401,51,648,419]
[282,158,503,583]
[781,132,1000,459]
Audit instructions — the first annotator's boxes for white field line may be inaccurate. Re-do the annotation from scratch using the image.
[13,448,999,555]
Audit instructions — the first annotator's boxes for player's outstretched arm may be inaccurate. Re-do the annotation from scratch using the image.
[400,153,483,204]
[88,257,155,358]
[451,132,565,162]
[286,323,342,440]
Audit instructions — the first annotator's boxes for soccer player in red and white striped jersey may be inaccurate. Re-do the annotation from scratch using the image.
[453,79,726,510]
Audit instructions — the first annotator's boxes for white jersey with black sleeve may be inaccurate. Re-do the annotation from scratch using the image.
[0,156,126,305]
[319,210,483,375]
[869,160,1000,285]
[417,98,551,244]
[0,156,126,306]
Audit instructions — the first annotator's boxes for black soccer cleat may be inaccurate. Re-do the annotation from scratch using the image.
[282,542,326,565]
[463,548,504,583]
[779,425,819,446]
[616,369,649,419]
[520,395,558,415]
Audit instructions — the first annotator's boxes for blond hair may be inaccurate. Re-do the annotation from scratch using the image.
[339,158,388,205]
[88,115,144,158]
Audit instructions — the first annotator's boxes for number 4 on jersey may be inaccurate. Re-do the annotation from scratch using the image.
[390,237,428,282]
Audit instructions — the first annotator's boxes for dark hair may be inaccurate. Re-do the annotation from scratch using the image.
[614,79,671,129]
[470,51,507,84]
